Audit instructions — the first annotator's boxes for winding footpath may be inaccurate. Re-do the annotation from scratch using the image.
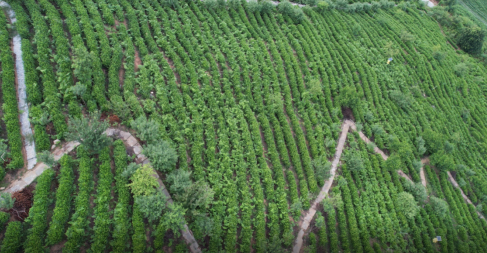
[293,120,478,253]
[3,128,202,253]
[0,1,37,170]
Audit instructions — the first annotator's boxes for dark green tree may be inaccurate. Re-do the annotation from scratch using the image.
[457,26,486,55]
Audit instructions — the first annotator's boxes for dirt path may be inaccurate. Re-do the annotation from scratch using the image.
[293,120,481,253]
[292,120,351,253]
[447,171,485,220]
[2,128,202,253]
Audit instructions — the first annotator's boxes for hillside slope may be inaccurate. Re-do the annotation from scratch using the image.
[1,0,487,252]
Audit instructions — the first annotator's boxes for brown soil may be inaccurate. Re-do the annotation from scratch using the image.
[108,115,121,125]
[341,107,355,120]
[46,122,56,135]
[119,56,125,88]
[50,240,66,253]
[134,50,142,72]
[10,185,35,221]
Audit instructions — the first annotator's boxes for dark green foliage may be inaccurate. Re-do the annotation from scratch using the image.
[143,141,178,172]
[46,155,75,245]
[0,211,9,231]
[24,169,55,252]
[111,140,131,252]
[1,221,24,253]
[457,26,486,55]
[65,111,111,154]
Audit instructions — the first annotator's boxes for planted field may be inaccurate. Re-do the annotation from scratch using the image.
[0,0,487,252]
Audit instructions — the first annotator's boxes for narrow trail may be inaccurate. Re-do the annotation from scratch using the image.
[0,1,37,170]
[293,120,480,253]
[292,120,351,253]
[2,128,202,253]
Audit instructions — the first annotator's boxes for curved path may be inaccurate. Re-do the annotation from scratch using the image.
[293,120,480,253]
[2,128,201,253]
[0,1,37,170]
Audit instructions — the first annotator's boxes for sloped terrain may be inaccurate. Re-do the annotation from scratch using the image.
[1,0,487,252]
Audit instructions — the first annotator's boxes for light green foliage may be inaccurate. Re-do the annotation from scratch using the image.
[395,192,419,220]
[430,196,450,219]
[0,193,15,210]
[38,150,57,167]
[1,221,23,253]
[127,164,159,197]
[312,155,332,184]
[161,203,186,238]
[430,150,455,171]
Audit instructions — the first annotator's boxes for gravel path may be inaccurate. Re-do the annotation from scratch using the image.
[2,128,202,253]
[0,1,37,170]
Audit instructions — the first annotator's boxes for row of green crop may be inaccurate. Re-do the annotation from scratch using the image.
[90,147,114,252]
[111,140,132,251]
[24,169,55,252]
[64,147,93,252]
[83,0,112,67]
[46,155,75,245]
[0,221,24,253]
[0,9,23,169]
[67,0,107,110]
[132,204,147,253]
[23,0,67,137]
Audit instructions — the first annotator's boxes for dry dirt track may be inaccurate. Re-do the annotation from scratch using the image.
[293,120,481,253]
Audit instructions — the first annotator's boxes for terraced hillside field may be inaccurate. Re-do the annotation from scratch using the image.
[1,0,487,252]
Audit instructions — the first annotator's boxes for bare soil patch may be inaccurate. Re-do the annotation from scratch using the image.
[134,50,142,72]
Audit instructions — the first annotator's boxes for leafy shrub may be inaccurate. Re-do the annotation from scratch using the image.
[38,150,57,167]
[143,141,177,172]
[457,25,486,55]
[0,211,9,231]
[127,164,158,197]
[135,190,167,222]
[395,192,419,220]
[312,155,332,185]
[430,196,449,219]
[454,63,469,77]
[65,111,111,154]
[1,221,23,253]
[166,169,192,195]
[0,193,15,210]
[430,150,455,171]
[131,116,161,143]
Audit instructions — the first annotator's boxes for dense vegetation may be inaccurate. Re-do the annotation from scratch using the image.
[0,0,487,251]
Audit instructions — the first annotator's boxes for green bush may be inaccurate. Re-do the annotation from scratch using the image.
[1,221,23,253]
